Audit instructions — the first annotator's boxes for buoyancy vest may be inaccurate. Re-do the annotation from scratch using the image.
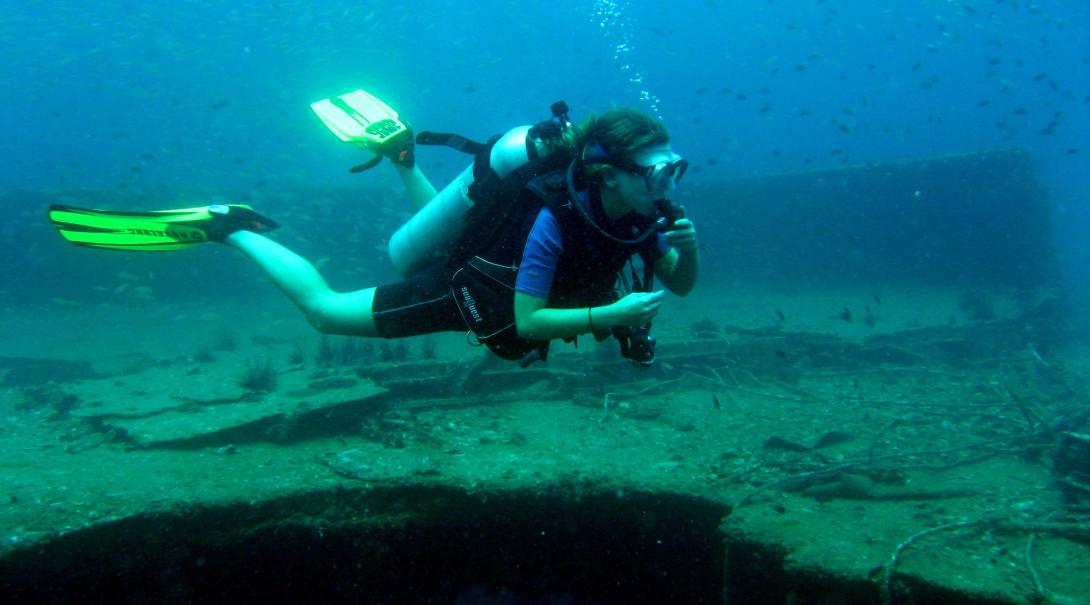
[509,169,661,309]
[446,163,661,364]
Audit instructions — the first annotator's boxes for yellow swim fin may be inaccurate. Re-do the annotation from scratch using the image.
[310,89,414,171]
[48,204,278,250]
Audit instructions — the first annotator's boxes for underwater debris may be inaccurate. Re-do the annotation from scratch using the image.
[1055,431,1090,506]
[16,383,80,419]
[690,317,720,339]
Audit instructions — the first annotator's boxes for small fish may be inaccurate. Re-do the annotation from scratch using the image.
[763,437,809,452]
[210,100,229,110]
[838,308,853,323]
[872,293,882,305]
[812,430,854,449]
[1028,343,1051,367]
[712,395,721,410]
[775,309,786,321]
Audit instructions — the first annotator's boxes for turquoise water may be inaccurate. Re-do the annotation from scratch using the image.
[1,2,1089,603]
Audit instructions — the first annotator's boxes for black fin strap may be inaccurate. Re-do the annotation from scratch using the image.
[349,154,384,173]
[416,131,486,155]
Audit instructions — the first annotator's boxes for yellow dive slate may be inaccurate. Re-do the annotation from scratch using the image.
[48,204,278,250]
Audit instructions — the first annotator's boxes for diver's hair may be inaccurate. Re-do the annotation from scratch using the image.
[545,108,670,176]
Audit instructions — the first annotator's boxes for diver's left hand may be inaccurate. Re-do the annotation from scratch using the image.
[663,218,697,252]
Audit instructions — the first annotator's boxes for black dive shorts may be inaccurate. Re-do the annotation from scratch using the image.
[371,266,465,338]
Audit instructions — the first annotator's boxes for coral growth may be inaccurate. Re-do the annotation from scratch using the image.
[238,356,278,392]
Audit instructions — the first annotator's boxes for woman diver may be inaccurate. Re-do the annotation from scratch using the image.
[49,101,699,365]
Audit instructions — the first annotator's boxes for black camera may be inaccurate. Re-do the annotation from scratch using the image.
[615,324,657,366]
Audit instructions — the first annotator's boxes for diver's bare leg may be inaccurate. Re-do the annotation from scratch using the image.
[225,231,379,337]
[394,164,437,211]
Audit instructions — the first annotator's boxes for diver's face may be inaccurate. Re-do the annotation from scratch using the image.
[613,143,685,216]
[613,167,660,216]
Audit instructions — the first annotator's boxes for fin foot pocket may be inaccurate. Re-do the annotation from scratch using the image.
[204,205,279,242]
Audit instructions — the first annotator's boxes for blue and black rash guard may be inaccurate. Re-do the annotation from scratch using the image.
[515,206,671,300]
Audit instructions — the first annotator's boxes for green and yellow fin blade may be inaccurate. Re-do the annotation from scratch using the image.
[309,89,408,146]
[47,204,245,251]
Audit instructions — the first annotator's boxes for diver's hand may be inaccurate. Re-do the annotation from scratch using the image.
[663,218,697,252]
[602,290,665,327]
[367,125,416,168]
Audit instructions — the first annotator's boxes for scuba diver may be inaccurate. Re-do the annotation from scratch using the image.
[48,91,699,366]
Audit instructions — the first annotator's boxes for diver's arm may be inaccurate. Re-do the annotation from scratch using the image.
[654,218,699,296]
[393,164,438,211]
[515,291,665,340]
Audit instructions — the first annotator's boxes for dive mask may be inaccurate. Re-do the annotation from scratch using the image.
[582,141,689,193]
[625,156,688,193]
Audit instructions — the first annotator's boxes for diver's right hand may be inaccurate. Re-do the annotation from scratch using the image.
[602,290,665,327]
[368,126,416,168]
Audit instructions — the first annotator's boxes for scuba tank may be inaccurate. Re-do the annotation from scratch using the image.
[387,125,543,276]
[388,101,573,276]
